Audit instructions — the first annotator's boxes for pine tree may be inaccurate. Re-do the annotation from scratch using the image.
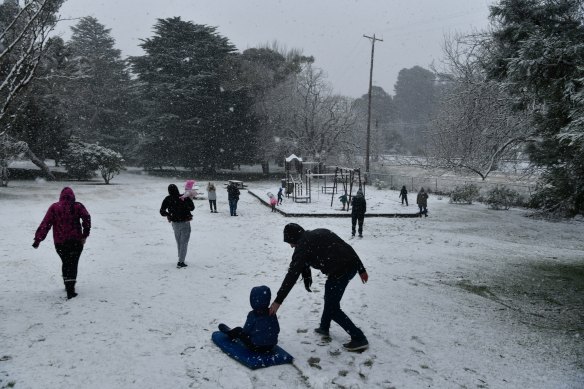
[130,17,258,172]
[487,0,584,216]
[64,17,133,154]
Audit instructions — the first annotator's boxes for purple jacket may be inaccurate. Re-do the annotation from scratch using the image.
[34,187,91,245]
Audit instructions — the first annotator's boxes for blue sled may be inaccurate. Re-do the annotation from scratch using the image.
[211,331,294,370]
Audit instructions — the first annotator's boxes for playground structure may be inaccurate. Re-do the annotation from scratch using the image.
[284,155,311,203]
[325,166,363,209]
[284,154,363,207]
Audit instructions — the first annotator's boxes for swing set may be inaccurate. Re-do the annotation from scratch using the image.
[284,155,363,207]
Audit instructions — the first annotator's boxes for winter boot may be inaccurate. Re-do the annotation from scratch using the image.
[65,282,77,299]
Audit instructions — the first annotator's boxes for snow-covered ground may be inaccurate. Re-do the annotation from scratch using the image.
[1,171,582,389]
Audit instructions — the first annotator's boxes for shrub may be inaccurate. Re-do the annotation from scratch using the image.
[485,186,520,210]
[373,179,389,189]
[449,183,479,204]
[63,142,124,183]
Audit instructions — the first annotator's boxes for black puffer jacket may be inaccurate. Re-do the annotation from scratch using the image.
[351,193,366,215]
[159,184,195,222]
[227,184,240,200]
[275,228,366,304]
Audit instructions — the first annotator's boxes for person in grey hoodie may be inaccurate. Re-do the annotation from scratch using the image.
[160,184,195,268]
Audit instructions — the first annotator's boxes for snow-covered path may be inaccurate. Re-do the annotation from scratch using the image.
[1,172,582,388]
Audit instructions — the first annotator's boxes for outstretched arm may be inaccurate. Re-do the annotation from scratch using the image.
[269,302,280,316]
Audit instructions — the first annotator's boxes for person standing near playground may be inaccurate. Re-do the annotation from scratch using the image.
[227,182,240,216]
[160,184,195,268]
[32,187,91,299]
[207,182,217,213]
[417,187,429,217]
[351,189,366,237]
[277,187,283,205]
[339,192,348,210]
[268,192,278,212]
[269,223,370,352]
[399,185,408,206]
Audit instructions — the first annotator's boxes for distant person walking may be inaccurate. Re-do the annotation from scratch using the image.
[269,223,370,352]
[207,182,217,213]
[399,185,408,206]
[32,187,91,299]
[160,184,195,268]
[416,187,429,217]
[277,187,283,205]
[351,189,366,237]
[268,192,278,212]
[227,182,240,216]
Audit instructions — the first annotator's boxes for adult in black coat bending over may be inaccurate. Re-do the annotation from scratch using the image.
[269,223,370,352]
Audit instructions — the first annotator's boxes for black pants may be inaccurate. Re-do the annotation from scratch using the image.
[227,327,274,353]
[352,214,364,235]
[209,200,217,212]
[55,240,83,286]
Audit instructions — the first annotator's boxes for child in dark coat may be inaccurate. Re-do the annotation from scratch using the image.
[219,285,280,352]
[277,187,283,205]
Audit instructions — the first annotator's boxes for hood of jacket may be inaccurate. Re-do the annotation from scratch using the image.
[283,223,305,244]
[59,187,76,202]
[168,184,180,197]
[250,285,271,310]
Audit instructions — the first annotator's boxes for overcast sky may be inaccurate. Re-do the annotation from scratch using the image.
[55,0,494,98]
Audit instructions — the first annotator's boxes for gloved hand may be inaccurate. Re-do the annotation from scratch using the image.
[359,271,369,284]
[32,241,39,249]
[303,276,312,292]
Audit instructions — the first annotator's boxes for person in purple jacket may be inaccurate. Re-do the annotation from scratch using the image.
[33,187,91,299]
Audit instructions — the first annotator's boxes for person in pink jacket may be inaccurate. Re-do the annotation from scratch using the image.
[33,187,91,299]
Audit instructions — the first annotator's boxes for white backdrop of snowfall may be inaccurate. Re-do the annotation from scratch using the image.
[1,171,582,388]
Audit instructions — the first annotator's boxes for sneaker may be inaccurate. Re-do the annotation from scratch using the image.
[314,327,330,337]
[358,234,363,238]
[343,338,369,351]
[177,262,188,268]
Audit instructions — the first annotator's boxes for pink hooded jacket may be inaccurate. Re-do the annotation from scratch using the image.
[34,187,91,245]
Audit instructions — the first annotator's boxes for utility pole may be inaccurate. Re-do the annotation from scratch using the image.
[363,33,382,185]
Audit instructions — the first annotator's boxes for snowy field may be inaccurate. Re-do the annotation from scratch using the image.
[1,171,583,389]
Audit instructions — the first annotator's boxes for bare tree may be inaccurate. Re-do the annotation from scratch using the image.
[425,33,535,180]
[0,0,64,125]
[0,0,65,179]
[279,64,360,163]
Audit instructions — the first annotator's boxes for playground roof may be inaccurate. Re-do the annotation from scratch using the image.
[285,154,302,162]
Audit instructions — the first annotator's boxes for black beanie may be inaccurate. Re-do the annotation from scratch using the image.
[283,223,305,244]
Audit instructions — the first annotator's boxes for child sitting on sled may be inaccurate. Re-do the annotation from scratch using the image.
[218,285,280,352]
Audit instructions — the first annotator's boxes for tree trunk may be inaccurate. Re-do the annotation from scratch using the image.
[25,148,56,180]
[261,161,270,175]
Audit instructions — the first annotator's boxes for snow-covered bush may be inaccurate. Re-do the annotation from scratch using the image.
[485,186,520,210]
[449,183,479,204]
[0,135,28,186]
[373,179,389,189]
[63,142,124,184]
